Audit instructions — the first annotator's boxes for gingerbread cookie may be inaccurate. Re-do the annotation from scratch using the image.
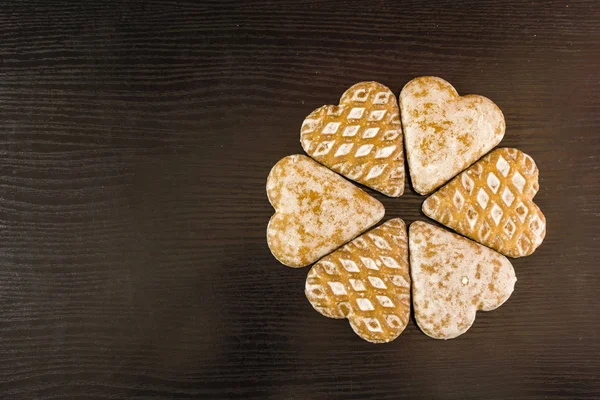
[409,221,516,340]
[423,148,546,257]
[301,81,405,197]
[400,76,505,195]
[306,218,410,343]
[267,155,385,268]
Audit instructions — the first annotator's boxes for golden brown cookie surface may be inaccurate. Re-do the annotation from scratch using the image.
[301,82,405,197]
[305,218,410,343]
[267,155,385,268]
[400,76,505,195]
[409,221,516,340]
[423,148,546,257]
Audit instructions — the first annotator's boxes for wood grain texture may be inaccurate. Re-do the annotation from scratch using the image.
[0,0,598,398]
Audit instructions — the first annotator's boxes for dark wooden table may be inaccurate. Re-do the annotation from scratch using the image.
[1,1,598,399]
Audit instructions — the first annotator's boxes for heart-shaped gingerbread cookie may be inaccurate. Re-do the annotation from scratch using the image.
[409,221,516,339]
[423,148,546,257]
[267,155,385,268]
[305,218,410,343]
[301,81,405,197]
[400,76,505,195]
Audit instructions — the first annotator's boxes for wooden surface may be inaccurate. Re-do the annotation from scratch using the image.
[0,1,599,399]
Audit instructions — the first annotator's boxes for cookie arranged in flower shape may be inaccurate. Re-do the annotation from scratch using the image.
[305,218,410,343]
[301,81,405,197]
[264,78,546,342]
[423,148,546,257]
[267,154,384,268]
[409,221,516,339]
[400,76,505,195]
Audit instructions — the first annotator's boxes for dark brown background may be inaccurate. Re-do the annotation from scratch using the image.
[0,1,599,399]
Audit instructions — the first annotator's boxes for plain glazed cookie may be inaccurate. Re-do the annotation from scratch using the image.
[266,154,385,268]
[409,221,516,340]
[423,148,546,257]
[306,218,410,343]
[301,82,405,197]
[400,76,505,195]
